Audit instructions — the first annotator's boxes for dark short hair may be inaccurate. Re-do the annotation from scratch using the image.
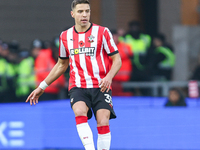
[110,29,117,35]
[71,0,90,10]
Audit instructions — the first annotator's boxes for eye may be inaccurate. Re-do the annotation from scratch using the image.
[86,10,90,13]
[78,10,83,13]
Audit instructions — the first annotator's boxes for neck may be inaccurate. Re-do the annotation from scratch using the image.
[75,22,91,32]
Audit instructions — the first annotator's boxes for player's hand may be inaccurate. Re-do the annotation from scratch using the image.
[25,87,44,105]
[99,75,112,93]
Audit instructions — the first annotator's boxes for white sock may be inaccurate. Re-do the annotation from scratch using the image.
[76,122,95,150]
[97,132,111,150]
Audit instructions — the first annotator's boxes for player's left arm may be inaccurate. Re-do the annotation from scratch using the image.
[99,53,122,92]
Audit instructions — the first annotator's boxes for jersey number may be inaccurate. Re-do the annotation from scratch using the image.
[104,94,113,106]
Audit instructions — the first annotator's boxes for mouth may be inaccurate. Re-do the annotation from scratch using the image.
[81,19,88,23]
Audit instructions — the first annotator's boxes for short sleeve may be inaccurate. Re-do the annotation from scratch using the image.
[59,31,69,59]
[103,28,118,56]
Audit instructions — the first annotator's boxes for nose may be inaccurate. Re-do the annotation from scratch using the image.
[83,11,87,17]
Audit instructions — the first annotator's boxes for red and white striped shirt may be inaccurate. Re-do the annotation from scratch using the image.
[59,23,118,90]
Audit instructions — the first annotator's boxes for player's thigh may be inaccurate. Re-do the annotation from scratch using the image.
[92,88,116,121]
[96,109,110,127]
[69,87,91,117]
[72,101,89,117]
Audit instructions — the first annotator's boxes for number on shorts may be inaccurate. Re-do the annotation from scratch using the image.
[104,94,113,106]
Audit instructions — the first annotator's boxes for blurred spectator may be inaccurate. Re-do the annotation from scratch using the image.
[117,28,125,37]
[43,40,52,49]
[8,40,20,64]
[31,39,43,59]
[34,39,65,101]
[0,41,8,102]
[147,33,175,81]
[122,20,151,82]
[3,40,20,102]
[51,36,60,61]
[111,29,133,82]
[16,49,36,102]
[165,88,187,107]
[117,28,126,42]
[111,29,133,96]
[190,53,200,80]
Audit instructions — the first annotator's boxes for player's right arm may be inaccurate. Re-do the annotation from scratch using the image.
[26,58,69,105]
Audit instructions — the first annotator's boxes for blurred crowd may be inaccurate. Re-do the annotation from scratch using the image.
[0,20,178,103]
[111,20,176,96]
[0,36,69,103]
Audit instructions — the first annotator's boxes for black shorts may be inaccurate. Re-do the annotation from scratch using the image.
[69,87,116,120]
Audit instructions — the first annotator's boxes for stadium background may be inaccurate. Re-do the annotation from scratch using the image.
[1,0,200,80]
[1,0,200,149]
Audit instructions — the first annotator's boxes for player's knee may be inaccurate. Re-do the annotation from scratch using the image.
[97,117,109,126]
[73,108,87,117]
[72,101,88,117]
[96,109,110,126]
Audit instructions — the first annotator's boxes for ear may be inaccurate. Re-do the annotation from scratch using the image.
[71,11,74,18]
